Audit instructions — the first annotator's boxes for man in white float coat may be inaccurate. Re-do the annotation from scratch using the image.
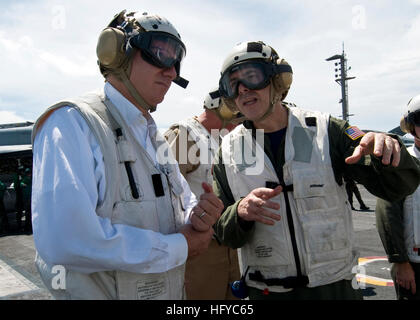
[165,88,241,299]
[31,10,223,300]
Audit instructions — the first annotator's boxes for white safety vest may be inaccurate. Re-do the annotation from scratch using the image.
[403,146,420,263]
[221,107,357,292]
[174,118,218,197]
[32,90,187,300]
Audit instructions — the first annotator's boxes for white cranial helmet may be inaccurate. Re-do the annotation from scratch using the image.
[400,94,420,135]
[218,41,293,117]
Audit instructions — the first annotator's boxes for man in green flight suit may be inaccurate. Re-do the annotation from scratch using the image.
[212,41,420,300]
[376,94,420,300]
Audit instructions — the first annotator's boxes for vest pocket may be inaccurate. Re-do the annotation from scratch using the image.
[293,174,326,200]
[245,209,293,267]
[292,174,350,265]
[300,216,349,263]
[115,270,169,300]
[114,264,185,300]
[112,200,159,231]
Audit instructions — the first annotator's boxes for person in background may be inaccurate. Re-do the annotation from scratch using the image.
[376,94,420,300]
[165,88,241,299]
[344,175,369,211]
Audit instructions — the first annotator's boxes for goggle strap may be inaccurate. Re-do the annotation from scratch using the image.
[273,64,293,74]
[255,83,280,122]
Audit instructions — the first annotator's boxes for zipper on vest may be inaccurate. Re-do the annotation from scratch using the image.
[266,181,308,286]
[116,128,140,199]
[282,184,306,282]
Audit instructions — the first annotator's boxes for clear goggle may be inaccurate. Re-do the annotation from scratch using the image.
[219,60,291,99]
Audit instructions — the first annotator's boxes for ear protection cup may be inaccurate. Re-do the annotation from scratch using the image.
[218,101,237,121]
[221,96,239,114]
[96,10,135,76]
[272,58,293,101]
[203,88,239,123]
[96,27,128,69]
[209,100,245,126]
[400,116,413,134]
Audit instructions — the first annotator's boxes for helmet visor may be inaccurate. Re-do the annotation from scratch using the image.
[407,110,420,126]
[131,32,186,72]
[219,61,272,99]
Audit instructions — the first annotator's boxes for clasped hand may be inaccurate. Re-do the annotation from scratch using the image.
[190,182,224,232]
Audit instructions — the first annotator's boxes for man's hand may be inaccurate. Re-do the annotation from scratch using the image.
[345,132,401,167]
[237,186,282,225]
[190,182,224,232]
[395,262,416,294]
[179,224,213,258]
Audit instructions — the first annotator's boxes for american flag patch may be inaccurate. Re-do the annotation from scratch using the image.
[344,126,365,140]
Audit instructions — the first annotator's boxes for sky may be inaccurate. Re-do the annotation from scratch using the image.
[0,0,419,132]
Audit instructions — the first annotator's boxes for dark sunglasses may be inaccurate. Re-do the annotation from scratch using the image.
[130,31,186,72]
[130,31,188,88]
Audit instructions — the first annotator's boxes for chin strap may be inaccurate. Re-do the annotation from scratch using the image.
[116,68,157,113]
[255,82,281,123]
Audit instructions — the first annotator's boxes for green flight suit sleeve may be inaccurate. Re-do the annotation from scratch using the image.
[213,116,420,249]
[328,117,420,201]
[212,147,255,249]
[375,197,409,263]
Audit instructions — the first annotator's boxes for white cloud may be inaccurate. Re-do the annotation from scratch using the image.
[0,111,26,125]
[38,51,97,77]
[404,13,420,42]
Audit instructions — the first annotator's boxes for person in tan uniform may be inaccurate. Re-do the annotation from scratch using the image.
[165,88,242,299]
